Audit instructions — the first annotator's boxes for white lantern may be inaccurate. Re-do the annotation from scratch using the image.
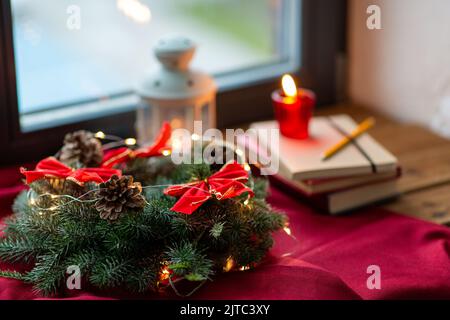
[136,35,217,144]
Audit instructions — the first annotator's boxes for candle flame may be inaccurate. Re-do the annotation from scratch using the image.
[282,74,298,98]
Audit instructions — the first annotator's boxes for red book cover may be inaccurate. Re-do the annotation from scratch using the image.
[269,169,401,215]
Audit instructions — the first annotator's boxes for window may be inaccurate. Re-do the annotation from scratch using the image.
[11,0,301,132]
[1,0,347,165]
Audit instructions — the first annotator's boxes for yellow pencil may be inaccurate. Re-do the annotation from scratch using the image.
[322,117,376,161]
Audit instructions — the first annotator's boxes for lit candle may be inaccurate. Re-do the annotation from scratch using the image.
[272,74,316,140]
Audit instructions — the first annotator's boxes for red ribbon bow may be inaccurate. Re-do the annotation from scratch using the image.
[101,122,171,168]
[164,162,254,215]
[21,157,122,186]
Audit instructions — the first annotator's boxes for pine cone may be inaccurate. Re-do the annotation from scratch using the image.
[59,130,103,167]
[95,175,146,221]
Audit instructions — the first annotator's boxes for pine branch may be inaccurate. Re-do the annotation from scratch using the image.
[66,250,98,271]
[0,237,41,263]
[248,200,287,235]
[12,191,32,216]
[125,256,161,293]
[0,270,26,281]
[252,178,270,199]
[24,253,67,296]
[210,222,225,239]
[126,267,158,293]
[166,242,214,281]
[89,256,134,288]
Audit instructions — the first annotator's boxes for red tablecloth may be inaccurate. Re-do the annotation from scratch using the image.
[1,164,449,300]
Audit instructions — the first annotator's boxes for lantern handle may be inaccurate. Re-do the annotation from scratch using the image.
[154,35,196,71]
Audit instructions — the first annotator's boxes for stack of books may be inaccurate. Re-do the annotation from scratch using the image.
[244,114,401,215]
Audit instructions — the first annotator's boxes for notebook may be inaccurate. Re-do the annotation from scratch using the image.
[294,168,401,195]
[250,115,398,180]
[271,174,400,215]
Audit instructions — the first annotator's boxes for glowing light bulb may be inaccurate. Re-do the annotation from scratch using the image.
[191,133,201,141]
[162,149,172,156]
[95,131,106,139]
[282,74,298,98]
[223,257,235,272]
[283,226,292,236]
[160,267,171,281]
[125,138,137,146]
[244,164,251,172]
[235,149,244,157]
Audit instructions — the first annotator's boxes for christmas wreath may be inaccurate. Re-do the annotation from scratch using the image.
[0,124,287,297]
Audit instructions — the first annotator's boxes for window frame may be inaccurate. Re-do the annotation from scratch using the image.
[0,0,347,166]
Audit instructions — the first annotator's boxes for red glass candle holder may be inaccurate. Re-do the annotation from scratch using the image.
[272,89,316,140]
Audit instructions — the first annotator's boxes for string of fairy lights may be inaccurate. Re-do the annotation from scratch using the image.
[28,183,235,214]
[37,130,292,226]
